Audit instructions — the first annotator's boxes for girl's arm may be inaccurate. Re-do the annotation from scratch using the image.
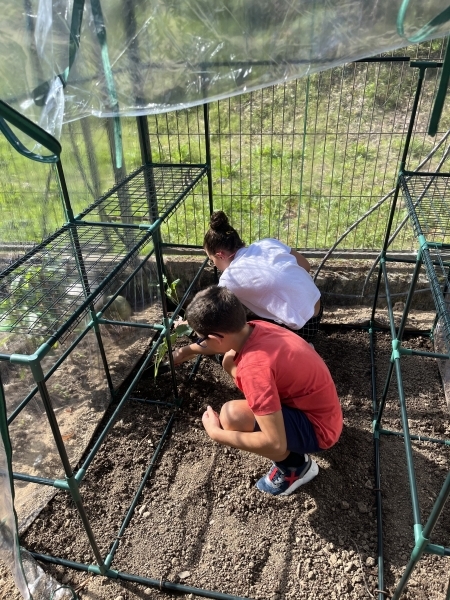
[290,248,311,272]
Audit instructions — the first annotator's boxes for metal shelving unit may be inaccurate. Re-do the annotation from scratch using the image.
[370,62,450,600]
[0,100,234,598]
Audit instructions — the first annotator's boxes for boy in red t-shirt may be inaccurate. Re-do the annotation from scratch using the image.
[185,285,342,496]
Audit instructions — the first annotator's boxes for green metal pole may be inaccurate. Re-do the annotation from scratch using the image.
[392,470,450,600]
[370,64,428,322]
[34,376,105,571]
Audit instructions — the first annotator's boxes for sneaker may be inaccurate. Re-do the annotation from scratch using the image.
[255,455,319,496]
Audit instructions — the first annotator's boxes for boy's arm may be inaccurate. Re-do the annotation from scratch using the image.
[202,407,288,461]
[290,248,311,272]
[172,343,216,365]
[222,349,237,379]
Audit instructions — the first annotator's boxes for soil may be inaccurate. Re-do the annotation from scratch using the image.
[1,307,450,600]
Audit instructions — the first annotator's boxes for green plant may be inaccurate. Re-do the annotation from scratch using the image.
[153,276,192,377]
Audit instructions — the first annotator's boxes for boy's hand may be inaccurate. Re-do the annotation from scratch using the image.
[173,345,196,365]
[202,405,221,439]
[173,317,188,329]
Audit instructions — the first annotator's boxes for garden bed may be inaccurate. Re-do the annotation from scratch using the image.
[1,308,450,600]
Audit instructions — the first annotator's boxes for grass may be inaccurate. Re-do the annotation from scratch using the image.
[1,44,450,254]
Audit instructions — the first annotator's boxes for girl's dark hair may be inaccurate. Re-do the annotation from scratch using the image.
[203,211,245,255]
[186,285,247,335]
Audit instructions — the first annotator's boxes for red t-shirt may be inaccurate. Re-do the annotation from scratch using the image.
[234,321,342,449]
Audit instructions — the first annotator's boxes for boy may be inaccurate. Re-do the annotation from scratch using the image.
[185,285,342,496]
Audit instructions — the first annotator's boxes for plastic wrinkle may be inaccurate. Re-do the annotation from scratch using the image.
[0,1,449,135]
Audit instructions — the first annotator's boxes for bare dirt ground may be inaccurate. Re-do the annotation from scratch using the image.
[1,307,450,600]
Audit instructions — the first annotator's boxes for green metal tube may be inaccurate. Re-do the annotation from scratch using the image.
[96,319,164,329]
[104,412,176,567]
[7,323,93,425]
[203,102,215,216]
[379,429,450,446]
[12,473,63,487]
[75,329,167,478]
[33,380,106,570]
[369,328,386,600]
[29,551,253,600]
[392,359,422,526]
[396,252,423,341]
[422,471,450,541]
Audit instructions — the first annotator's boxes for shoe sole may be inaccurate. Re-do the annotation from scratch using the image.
[278,459,319,496]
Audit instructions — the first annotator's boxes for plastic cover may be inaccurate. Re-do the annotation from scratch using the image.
[1,1,450,139]
[1,379,74,599]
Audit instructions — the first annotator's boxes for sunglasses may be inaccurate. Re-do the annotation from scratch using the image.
[195,332,224,347]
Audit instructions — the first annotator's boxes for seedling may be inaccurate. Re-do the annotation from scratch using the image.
[153,276,192,377]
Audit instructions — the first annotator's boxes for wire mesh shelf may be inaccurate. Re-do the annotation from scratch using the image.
[400,172,450,245]
[400,172,450,353]
[0,224,153,340]
[76,163,208,226]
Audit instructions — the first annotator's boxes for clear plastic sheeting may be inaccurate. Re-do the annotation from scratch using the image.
[0,386,29,599]
[1,380,74,599]
[1,1,450,138]
[434,315,450,414]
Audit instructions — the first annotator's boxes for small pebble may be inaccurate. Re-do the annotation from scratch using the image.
[178,571,191,579]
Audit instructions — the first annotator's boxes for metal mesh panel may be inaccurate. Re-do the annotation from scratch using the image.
[148,55,450,251]
[401,171,450,351]
[0,225,153,339]
[77,164,207,225]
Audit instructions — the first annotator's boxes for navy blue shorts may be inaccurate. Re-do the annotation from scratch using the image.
[254,404,321,455]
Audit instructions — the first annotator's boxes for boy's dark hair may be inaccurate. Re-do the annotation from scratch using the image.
[203,211,245,255]
[186,285,247,336]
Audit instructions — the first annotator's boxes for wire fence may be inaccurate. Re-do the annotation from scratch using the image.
[0,38,449,256]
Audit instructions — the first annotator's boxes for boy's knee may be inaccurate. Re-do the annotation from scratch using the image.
[220,401,244,430]
[220,402,236,430]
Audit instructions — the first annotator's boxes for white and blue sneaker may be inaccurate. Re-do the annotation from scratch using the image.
[256,455,319,496]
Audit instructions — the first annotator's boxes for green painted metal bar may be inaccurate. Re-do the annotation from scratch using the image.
[373,260,398,427]
[424,544,450,557]
[0,99,61,162]
[90,0,123,169]
[29,552,254,600]
[379,429,450,446]
[96,319,163,329]
[104,411,177,567]
[203,103,215,216]
[370,63,428,323]
[391,470,450,600]
[35,378,106,570]
[370,328,386,600]
[75,329,167,480]
[400,349,449,359]
[396,250,424,341]
[392,358,422,527]
[7,322,94,425]
[92,316,114,395]
[130,397,179,408]
[12,473,62,487]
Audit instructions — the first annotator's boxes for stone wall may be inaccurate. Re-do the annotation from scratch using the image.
[161,254,435,311]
